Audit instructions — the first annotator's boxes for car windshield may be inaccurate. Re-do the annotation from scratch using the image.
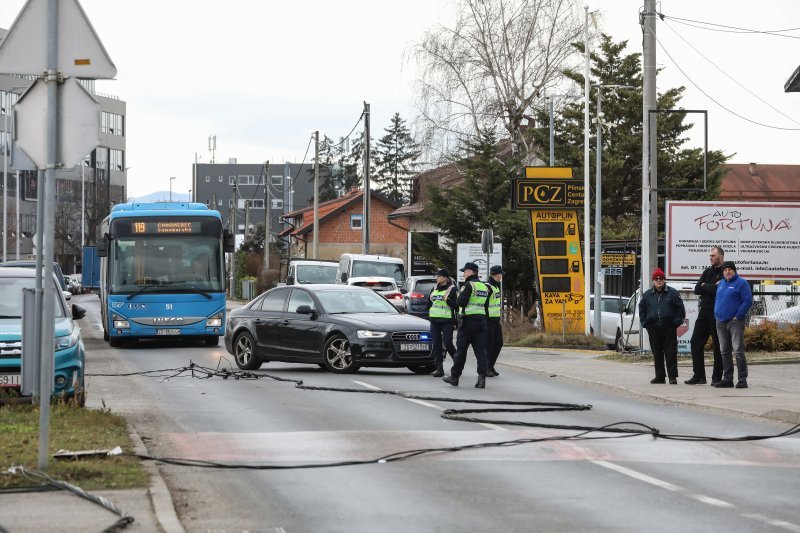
[315,289,398,314]
[414,280,437,294]
[0,277,65,318]
[296,265,338,284]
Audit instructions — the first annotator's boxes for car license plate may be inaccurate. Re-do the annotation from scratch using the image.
[0,373,21,387]
[156,329,181,336]
[400,343,429,351]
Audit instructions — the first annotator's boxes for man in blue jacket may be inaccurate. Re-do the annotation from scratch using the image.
[713,261,753,389]
[639,268,686,384]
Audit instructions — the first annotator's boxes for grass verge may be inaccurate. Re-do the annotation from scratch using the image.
[0,401,149,490]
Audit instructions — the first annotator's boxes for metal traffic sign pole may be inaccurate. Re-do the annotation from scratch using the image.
[0,0,116,469]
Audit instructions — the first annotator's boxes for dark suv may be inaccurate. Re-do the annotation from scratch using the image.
[400,275,439,318]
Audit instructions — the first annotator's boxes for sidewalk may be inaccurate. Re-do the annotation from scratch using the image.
[3,345,798,532]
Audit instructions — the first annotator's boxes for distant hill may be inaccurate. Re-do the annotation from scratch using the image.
[128,191,192,203]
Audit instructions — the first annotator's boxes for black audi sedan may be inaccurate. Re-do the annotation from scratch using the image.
[224,284,435,374]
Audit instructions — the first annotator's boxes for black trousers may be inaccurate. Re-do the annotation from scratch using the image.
[429,319,456,364]
[690,308,722,382]
[485,318,503,370]
[451,317,488,377]
[647,325,678,380]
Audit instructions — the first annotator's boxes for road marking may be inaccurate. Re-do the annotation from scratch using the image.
[742,514,800,533]
[691,494,735,508]
[352,380,506,431]
[591,460,681,492]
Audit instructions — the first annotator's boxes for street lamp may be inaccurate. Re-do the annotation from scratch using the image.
[169,176,176,202]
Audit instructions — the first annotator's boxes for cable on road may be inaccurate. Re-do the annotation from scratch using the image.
[88,360,800,471]
[6,466,135,532]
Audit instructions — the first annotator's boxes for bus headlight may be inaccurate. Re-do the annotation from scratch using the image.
[207,312,223,327]
[55,326,81,351]
[112,313,130,329]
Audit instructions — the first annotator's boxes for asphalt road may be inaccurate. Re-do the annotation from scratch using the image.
[76,294,800,533]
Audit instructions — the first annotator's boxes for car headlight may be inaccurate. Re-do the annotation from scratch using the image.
[55,326,81,351]
[357,330,388,339]
[112,313,130,329]
[207,312,223,327]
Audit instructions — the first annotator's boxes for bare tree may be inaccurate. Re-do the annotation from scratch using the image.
[412,0,583,161]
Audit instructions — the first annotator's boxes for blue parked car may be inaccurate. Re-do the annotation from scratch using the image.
[0,267,86,405]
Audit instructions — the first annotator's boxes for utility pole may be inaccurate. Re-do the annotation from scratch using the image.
[313,131,319,259]
[264,161,271,269]
[642,0,657,313]
[230,184,237,298]
[549,96,555,166]
[582,5,591,335]
[244,200,251,237]
[362,102,370,255]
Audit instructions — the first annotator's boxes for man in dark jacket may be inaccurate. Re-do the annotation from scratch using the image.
[443,262,490,388]
[713,261,753,389]
[484,265,504,377]
[427,268,458,377]
[639,268,686,384]
[686,246,725,385]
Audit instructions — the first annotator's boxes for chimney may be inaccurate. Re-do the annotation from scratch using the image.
[748,162,758,176]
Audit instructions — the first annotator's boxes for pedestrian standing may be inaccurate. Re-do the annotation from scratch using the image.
[485,265,504,377]
[639,268,686,384]
[427,268,457,377]
[713,261,753,389]
[443,262,490,388]
[685,246,725,385]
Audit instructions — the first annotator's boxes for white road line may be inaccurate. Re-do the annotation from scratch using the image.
[691,494,735,509]
[352,380,506,430]
[591,460,682,492]
[742,514,800,533]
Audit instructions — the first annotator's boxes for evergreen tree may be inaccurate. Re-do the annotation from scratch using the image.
[420,129,534,293]
[532,34,729,239]
[373,113,420,204]
[308,135,339,203]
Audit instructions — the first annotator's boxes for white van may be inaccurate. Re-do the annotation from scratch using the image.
[284,260,339,285]
[336,254,406,287]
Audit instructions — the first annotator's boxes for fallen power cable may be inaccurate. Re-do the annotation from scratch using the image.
[88,360,800,471]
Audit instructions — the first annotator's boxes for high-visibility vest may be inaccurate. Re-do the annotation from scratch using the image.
[464,281,489,316]
[487,284,501,318]
[429,286,454,319]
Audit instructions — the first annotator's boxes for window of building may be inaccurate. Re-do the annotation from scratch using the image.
[271,175,283,186]
[350,214,363,230]
[101,112,124,136]
[205,175,210,182]
[229,176,235,185]
[217,199,222,206]
[271,199,283,210]
[109,149,124,171]
[218,175,223,182]
[251,199,264,209]
[238,175,256,185]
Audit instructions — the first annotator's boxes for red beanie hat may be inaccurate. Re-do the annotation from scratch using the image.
[652,268,665,280]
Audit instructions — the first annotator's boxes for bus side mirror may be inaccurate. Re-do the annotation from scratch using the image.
[96,236,108,257]
[223,230,235,252]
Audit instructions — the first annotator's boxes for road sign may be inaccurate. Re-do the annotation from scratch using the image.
[0,0,116,78]
[14,78,100,170]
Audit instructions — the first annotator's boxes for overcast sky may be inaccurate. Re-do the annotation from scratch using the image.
[1,0,799,199]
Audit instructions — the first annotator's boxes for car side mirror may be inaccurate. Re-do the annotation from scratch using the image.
[296,305,315,315]
[63,290,72,301]
[72,303,86,320]
[286,275,294,285]
[340,273,348,283]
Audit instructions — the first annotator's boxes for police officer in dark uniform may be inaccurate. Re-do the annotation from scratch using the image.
[685,245,725,385]
[443,262,490,388]
[427,268,458,377]
[484,265,504,377]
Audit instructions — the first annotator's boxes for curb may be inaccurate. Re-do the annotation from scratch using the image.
[128,424,185,533]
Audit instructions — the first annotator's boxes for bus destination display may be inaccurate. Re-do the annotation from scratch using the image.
[131,221,201,234]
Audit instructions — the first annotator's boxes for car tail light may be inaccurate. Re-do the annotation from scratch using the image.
[409,292,426,299]
[385,292,403,300]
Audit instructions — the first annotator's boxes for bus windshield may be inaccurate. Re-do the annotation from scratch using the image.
[110,235,224,294]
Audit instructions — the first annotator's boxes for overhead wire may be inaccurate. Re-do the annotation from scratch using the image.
[659,14,800,39]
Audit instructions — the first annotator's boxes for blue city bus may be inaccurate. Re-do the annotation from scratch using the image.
[97,202,235,347]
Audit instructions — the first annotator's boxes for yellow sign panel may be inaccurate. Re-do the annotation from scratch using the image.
[531,209,585,333]
[525,167,573,179]
[601,253,636,267]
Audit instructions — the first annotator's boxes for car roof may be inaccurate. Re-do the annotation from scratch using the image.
[0,267,37,278]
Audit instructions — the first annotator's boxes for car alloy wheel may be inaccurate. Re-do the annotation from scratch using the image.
[234,331,262,370]
[323,334,357,373]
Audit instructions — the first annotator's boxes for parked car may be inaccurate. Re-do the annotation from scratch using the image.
[0,260,71,293]
[336,253,406,286]
[0,267,87,404]
[588,294,627,348]
[749,305,800,327]
[400,275,439,318]
[282,260,338,286]
[347,276,406,312]
[224,284,435,374]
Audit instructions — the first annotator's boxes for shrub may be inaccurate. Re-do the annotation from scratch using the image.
[744,322,800,351]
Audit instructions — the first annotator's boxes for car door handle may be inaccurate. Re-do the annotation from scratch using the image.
[254,319,265,324]
[281,320,290,326]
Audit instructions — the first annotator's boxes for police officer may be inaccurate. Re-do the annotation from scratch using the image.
[443,262,490,388]
[427,268,457,377]
[485,265,504,377]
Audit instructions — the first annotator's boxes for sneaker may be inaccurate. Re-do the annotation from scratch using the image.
[669,378,677,385]
[713,380,734,388]
[735,381,748,389]
[684,377,707,385]
[650,377,666,384]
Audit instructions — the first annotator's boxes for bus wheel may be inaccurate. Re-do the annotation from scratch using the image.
[205,336,219,347]
[233,331,261,370]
